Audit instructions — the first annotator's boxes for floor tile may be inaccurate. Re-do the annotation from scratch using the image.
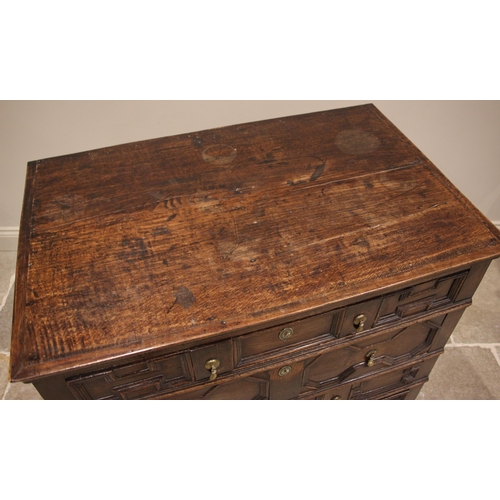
[0,353,9,398]
[417,346,500,400]
[3,380,43,400]
[0,252,16,300]
[452,259,500,344]
[0,284,14,352]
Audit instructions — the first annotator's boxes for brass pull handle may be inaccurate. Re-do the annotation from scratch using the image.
[279,327,294,341]
[365,349,377,367]
[205,358,220,381]
[353,314,367,333]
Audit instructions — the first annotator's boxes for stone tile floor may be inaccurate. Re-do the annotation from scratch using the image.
[1,250,499,400]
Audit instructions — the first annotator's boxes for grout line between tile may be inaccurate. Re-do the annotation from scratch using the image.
[0,273,15,312]
[1,350,10,399]
[446,342,500,348]
[2,383,10,400]
[490,347,500,367]
[1,273,14,400]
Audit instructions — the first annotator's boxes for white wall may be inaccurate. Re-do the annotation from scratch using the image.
[1,101,500,249]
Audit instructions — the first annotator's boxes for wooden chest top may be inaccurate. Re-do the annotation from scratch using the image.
[10,104,500,382]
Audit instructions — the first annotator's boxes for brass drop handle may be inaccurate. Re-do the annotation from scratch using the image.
[205,358,220,381]
[353,313,367,333]
[365,349,377,367]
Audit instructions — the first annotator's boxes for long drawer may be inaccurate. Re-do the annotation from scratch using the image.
[157,355,439,400]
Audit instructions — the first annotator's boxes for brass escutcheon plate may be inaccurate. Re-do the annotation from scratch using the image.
[278,365,292,377]
[279,327,294,341]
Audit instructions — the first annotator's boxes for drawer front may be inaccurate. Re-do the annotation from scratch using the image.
[159,376,270,400]
[160,356,435,401]
[334,269,470,338]
[300,310,461,395]
[156,311,453,400]
[66,340,235,400]
[312,356,438,400]
[312,381,426,401]
[189,341,235,381]
[157,361,306,400]
[378,383,425,400]
[236,311,335,363]
[67,352,191,399]
[375,270,470,326]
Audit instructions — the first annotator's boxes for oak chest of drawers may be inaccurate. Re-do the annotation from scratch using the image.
[9,104,500,400]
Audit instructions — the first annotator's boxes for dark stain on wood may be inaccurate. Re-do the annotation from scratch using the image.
[310,162,325,182]
[202,144,237,165]
[152,227,171,236]
[174,286,196,309]
[335,129,381,155]
[192,135,204,149]
[119,237,149,261]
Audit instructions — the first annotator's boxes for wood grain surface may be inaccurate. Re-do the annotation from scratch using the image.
[10,104,500,382]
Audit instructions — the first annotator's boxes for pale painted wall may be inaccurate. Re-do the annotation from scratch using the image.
[1,101,499,249]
